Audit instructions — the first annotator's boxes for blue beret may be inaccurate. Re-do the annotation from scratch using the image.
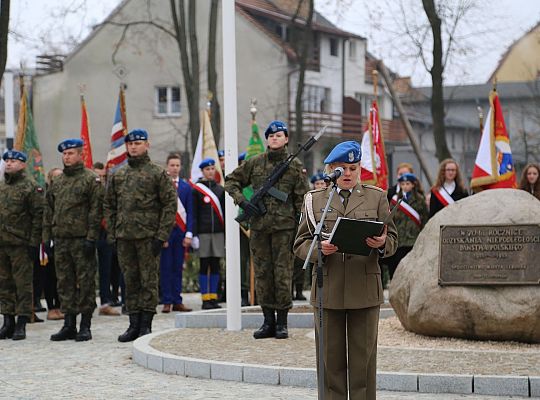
[199,158,215,169]
[238,152,247,162]
[264,120,288,139]
[398,173,417,183]
[58,138,84,153]
[310,172,326,183]
[323,141,362,164]
[218,150,225,158]
[2,150,27,162]
[125,129,148,143]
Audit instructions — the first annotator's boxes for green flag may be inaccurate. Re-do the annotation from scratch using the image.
[15,88,46,187]
[243,121,265,201]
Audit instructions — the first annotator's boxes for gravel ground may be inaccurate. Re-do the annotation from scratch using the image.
[151,316,540,376]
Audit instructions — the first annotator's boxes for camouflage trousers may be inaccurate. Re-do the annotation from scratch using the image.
[250,229,294,310]
[0,246,32,317]
[55,238,97,315]
[117,239,159,314]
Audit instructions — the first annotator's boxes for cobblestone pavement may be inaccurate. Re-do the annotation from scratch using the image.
[0,294,530,399]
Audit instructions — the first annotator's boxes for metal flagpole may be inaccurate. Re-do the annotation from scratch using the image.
[4,71,15,150]
[222,0,241,331]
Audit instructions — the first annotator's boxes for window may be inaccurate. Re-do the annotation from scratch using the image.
[303,85,331,112]
[329,38,338,57]
[349,40,357,60]
[155,86,181,116]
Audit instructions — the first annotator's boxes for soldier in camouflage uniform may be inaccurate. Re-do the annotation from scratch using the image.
[0,150,44,340]
[43,139,102,342]
[104,129,177,343]
[224,120,308,339]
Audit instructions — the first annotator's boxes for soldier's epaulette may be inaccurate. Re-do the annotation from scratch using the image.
[361,184,383,192]
[308,187,326,194]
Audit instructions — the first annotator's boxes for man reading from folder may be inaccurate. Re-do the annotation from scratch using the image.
[293,140,397,400]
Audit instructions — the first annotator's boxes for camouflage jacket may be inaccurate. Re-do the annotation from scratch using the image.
[0,170,44,246]
[224,146,309,231]
[43,162,102,242]
[104,153,177,242]
[393,191,428,248]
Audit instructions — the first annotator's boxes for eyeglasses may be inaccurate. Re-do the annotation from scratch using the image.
[445,169,457,172]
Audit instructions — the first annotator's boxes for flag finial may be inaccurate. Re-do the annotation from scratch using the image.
[250,98,257,121]
[492,76,497,92]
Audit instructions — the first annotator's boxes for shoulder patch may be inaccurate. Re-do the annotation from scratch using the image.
[362,184,383,192]
[36,187,44,193]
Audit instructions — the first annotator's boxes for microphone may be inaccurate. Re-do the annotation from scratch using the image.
[324,167,344,183]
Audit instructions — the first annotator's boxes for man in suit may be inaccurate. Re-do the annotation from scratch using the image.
[294,140,398,400]
[160,153,193,313]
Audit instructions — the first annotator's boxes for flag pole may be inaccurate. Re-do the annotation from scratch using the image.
[372,69,378,97]
[222,0,241,331]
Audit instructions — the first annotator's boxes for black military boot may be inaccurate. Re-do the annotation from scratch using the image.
[50,314,77,341]
[12,316,29,341]
[294,284,307,301]
[75,313,92,342]
[139,311,154,337]
[241,290,249,307]
[275,309,289,339]
[253,308,276,339]
[118,313,140,342]
[0,314,15,339]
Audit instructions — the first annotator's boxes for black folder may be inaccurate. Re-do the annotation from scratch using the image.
[328,218,384,256]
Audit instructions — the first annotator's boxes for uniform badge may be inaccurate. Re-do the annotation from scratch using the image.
[348,151,354,162]
[203,196,211,204]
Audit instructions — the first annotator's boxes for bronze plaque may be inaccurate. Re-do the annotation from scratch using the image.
[439,224,540,285]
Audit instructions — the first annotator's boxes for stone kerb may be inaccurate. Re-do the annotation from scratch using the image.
[133,330,539,397]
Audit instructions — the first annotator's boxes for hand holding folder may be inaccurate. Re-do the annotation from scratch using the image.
[328,198,402,256]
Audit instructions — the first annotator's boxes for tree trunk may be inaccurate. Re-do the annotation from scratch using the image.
[208,0,221,145]
[422,0,452,162]
[170,0,200,154]
[293,0,314,155]
[0,0,10,82]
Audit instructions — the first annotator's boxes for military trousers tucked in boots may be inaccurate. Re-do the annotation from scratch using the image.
[314,306,380,400]
[250,229,294,310]
[117,239,159,314]
[54,238,97,315]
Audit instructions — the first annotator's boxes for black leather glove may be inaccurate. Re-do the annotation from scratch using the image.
[83,240,96,257]
[239,200,261,218]
[152,239,164,257]
[27,246,38,260]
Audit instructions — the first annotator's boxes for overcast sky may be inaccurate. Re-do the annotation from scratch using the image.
[7,0,540,87]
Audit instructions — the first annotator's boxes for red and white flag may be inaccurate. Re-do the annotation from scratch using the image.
[190,109,223,184]
[80,94,93,169]
[470,89,516,191]
[106,86,128,173]
[360,100,388,190]
[391,195,421,226]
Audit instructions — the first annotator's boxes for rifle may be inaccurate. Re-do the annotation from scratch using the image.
[235,125,327,223]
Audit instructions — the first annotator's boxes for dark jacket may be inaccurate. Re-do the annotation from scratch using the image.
[192,179,225,235]
[429,186,468,219]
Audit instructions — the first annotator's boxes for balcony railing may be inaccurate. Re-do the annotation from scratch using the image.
[288,111,407,142]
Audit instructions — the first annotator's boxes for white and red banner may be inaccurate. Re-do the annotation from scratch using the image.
[190,109,223,185]
[391,195,421,226]
[192,181,224,226]
[106,86,128,173]
[471,90,516,191]
[80,94,93,169]
[173,180,187,232]
[432,188,455,207]
[361,100,388,190]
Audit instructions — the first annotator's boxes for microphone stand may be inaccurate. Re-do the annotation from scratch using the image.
[302,180,338,400]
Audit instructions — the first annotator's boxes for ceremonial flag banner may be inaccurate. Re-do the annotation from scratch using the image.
[242,119,265,201]
[106,87,128,173]
[190,109,223,184]
[0,160,5,179]
[471,89,517,190]
[80,94,94,168]
[14,82,46,187]
[360,100,388,190]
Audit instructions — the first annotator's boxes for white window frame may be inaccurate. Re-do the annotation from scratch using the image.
[349,40,357,60]
[329,37,339,57]
[155,86,181,117]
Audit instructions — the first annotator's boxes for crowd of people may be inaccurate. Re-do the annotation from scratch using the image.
[0,119,538,399]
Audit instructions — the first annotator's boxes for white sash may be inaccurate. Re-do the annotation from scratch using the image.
[391,194,421,226]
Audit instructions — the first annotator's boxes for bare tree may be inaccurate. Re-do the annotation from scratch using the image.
[207,0,220,144]
[0,0,10,82]
[291,0,315,151]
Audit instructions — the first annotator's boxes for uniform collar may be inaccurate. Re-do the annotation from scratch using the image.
[4,169,25,184]
[267,146,288,162]
[128,153,151,168]
[63,162,85,176]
